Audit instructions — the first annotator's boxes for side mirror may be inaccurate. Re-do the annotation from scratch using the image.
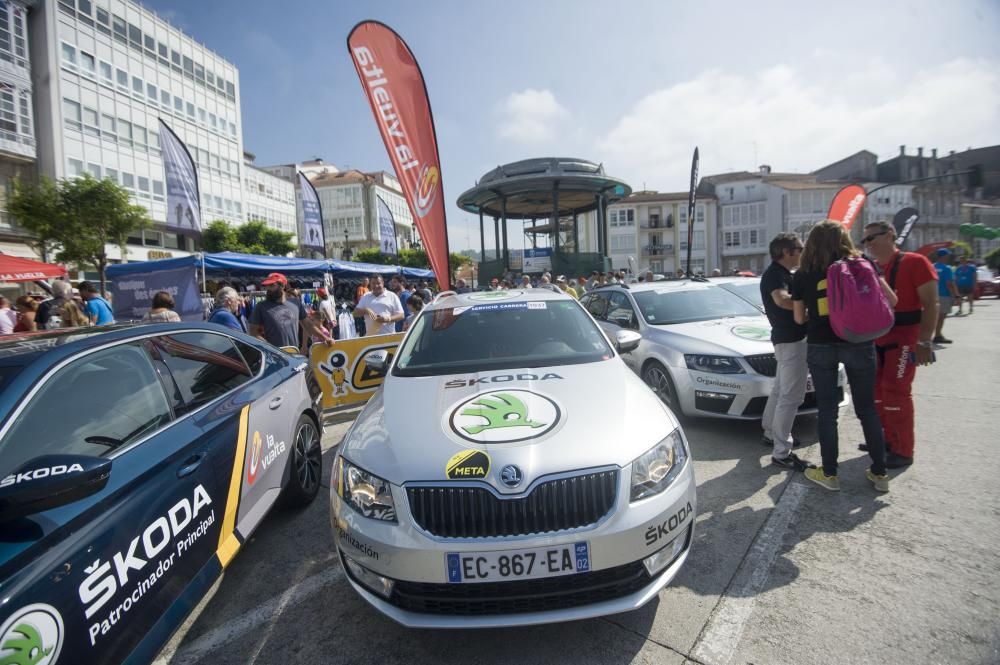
[0,455,111,522]
[365,349,389,375]
[615,330,642,354]
[610,314,634,329]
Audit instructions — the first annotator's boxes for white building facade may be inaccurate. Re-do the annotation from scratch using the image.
[30,0,245,265]
[607,193,717,275]
[242,152,296,241]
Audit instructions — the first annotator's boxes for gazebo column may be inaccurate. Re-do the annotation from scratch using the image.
[552,182,560,256]
[493,216,501,262]
[479,209,485,266]
[573,212,579,254]
[501,196,510,271]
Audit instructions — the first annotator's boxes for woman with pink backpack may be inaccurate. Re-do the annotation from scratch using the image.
[791,220,898,493]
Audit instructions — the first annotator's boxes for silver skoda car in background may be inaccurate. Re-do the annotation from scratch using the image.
[580,281,847,419]
[330,289,696,627]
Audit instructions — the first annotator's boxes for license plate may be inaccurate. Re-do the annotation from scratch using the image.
[446,542,590,583]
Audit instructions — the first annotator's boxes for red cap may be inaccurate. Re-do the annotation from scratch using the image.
[317,287,328,297]
[261,272,288,286]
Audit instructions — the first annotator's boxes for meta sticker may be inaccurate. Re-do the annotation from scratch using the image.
[445,449,491,479]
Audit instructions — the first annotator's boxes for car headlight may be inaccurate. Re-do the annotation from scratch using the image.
[684,354,745,374]
[335,456,397,522]
[630,429,688,502]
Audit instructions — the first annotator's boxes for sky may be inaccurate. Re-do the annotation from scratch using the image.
[143,0,1000,251]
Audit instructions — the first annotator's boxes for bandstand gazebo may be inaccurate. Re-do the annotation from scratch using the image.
[456,158,632,283]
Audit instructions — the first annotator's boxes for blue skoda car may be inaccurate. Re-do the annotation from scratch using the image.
[0,324,323,665]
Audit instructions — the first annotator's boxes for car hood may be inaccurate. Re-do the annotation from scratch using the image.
[341,359,679,491]
[649,315,775,356]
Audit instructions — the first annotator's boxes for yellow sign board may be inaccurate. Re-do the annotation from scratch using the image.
[309,333,404,410]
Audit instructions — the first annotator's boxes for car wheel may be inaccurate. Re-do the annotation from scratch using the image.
[642,361,679,412]
[282,413,322,508]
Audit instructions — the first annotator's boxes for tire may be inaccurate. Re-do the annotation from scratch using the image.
[282,413,322,508]
[642,361,681,414]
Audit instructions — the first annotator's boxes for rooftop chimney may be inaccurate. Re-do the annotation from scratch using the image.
[949,150,956,157]
[917,147,923,157]
[932,148,938,159]
[899,145,906,156]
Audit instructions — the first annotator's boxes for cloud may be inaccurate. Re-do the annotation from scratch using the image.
[597,59,1000,190]
[497,89,569,144]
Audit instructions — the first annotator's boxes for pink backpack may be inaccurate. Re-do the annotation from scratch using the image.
[826,257,894,343]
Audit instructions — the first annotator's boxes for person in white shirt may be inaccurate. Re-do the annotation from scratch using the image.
[0,296,16,334]
[354,275,404,336]
[315,287,337,333]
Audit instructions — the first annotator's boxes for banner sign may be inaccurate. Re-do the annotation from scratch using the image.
[110,266,202,322]
[310,333,404,410]
[892,207,920,247]
[522,247,553,273]
[827,184,867,230]
[348,21,451,290]
[159,119,201,232]
[298,171,325,253]
[376,195,399,256]
[686,147,699,276]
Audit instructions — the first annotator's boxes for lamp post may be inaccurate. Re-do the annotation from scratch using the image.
[343,227,351,260]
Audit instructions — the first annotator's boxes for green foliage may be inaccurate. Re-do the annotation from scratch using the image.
[350,247,471,278]
[985,246,1000,271]
[200,219,296,256]
[9,174,151,293]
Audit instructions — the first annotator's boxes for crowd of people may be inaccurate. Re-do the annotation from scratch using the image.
[759,220,961,494]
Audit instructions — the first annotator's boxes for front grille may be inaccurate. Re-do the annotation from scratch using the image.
[745,353,777,377]
[406,470,618,538]
[388,561,650,615]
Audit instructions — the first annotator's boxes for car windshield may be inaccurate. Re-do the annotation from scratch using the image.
[633,285,763,325]
[719,281,763,309]
[393,299,614,376]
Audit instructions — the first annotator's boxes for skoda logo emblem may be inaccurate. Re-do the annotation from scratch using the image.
[499,465,523,488]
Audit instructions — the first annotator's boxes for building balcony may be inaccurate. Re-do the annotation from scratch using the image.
[640,219,667,229]
[0,132,35,161]
[642,244,673,256]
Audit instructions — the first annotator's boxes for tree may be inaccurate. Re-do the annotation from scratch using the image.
[200,219,296,256]
[351,246,471,283]
[7,177,62,262]
[9,175,151,294]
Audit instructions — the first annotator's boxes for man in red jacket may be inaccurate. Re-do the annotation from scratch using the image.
[861,222,938,468]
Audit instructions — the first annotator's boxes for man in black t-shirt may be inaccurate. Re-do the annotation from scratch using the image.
[759,233,814,471]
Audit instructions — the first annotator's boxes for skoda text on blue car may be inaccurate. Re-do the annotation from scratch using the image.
[331,288,696,627]
[0,324,323,665]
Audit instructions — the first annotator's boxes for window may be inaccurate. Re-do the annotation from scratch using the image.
[163,231,180,249]
[174,96,183,112]
[132,76,143,94]
[182,55,193,75]
[147,83,157,102]
[150,131,159,149]
[105,168,118,183]
[209,113,216,129]
[583,292,610,319]
[128,23,141,45]
[121,172,134,189]
[161,90,170,106]
[171,49,181,66]
[18,95,30,136]
[0,89,15,135]
[0,345,173,478]
[112,15,126,43]
[608,292,637,329]
[77,0,92,15]
[225,81,235,97]
[116,68,128,88]
[80,51,96,75]
[194,63,204,81]
[144,34,155,52]
[143,229,161,246]
[207,71,215,86]
[118,120,132,146]
[67,158,83,177]
[147,333,252,416]
[82,107,99,136]
[96,7,109,25]
[61,42,76,65]
[725,231,741,248]
[99,60,112,82]
[186,102,194,119]
[62,98,81,130]
[134,125,147,148]
[229,121,236,137]
[748,229,759,246]
[87,163,101,179]
[198,108,206,124]
[152,180,164,201]
[158,42,168,59]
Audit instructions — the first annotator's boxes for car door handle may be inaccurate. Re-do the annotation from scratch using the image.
[269,396,284,410]
[177,453,205,478]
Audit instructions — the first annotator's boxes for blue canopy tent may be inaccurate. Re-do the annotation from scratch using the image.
[107,253,437,321]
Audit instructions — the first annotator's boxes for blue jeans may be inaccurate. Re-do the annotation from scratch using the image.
[807,342,887,476]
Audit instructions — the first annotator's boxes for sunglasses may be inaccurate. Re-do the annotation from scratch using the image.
[862,230,889,244]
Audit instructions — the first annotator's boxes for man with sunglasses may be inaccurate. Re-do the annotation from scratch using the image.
[861,221,938,468]
[759,233,814,471]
